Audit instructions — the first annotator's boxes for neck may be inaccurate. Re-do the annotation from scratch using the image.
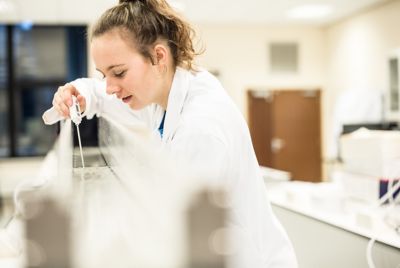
[158,67,175,110]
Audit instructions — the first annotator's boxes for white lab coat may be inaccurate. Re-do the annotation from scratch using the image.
[71,67,297,267]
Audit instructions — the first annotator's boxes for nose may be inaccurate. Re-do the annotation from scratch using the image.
[106,79,121,95]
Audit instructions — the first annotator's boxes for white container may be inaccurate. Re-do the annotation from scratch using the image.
[340,128,400,178]
[332,169,399,204]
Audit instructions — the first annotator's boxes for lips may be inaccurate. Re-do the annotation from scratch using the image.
[122,95,133,103]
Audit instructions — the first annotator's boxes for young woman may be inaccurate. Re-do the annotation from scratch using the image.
[52,0,297,266]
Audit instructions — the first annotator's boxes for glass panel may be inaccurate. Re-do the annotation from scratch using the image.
[13,26,67,81]
[11,25,88,156]
[389,58,399,112]
[0,26,8,157]
[16,86,58,156]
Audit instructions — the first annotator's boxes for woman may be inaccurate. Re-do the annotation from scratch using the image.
[52,0,297,266]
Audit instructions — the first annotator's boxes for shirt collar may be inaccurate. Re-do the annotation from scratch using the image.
[161,67,191,142]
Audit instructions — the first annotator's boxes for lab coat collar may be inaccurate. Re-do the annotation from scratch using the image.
[162,67,190,143]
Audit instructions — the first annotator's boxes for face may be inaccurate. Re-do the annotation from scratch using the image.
[91,30,163,110]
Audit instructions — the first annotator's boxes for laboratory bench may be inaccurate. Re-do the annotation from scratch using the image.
[266,180,400,268]
[1,159,399,267]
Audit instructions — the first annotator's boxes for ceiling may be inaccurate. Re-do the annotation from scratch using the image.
[0,0,392,25]
[168,0,391,25]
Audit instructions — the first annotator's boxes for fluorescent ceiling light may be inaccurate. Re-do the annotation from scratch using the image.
[0,0,15,13]
[286,4,333,19]
[19,21,34,31]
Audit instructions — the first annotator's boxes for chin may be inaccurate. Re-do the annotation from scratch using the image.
[129,102,146,110]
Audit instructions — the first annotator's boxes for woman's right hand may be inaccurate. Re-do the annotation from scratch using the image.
[52,83,86,118]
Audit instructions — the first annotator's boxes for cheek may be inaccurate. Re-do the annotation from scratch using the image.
[132,75,151,94]
[125,65,155,98]
[122,76,137,92]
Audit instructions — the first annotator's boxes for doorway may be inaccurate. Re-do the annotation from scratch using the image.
[248,89,322,182]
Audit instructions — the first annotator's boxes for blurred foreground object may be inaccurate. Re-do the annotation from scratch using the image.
[3,116,228,268]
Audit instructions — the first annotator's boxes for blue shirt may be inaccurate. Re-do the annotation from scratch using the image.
[158,111,166,138]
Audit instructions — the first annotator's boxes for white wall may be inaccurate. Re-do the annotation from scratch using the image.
[324,0,400,160]
[196,0,400,177]
[194,24,328,178]
[194,24,326,118]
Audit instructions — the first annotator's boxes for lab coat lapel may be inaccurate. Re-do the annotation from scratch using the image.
[162,68,190,143]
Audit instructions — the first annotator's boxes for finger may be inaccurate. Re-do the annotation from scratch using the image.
[56,86,64,94]
[54,103,69,118]
[60,103,70,118]
[64,84,79,106]
[61,89,73,107]
[53,87,63,106]
[54,94,64,108]
[53,94,63,114]
[76,95,86,113]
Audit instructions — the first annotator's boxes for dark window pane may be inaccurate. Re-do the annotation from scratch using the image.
[0,26,8,157]
[16,87,58,156]
[0,25,87,157]
[13,26,68,81]
[13,25,88,156]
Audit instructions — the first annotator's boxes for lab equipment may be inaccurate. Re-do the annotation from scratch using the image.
[339,128,400,203]
[42,96,85,169]
[42,96,82,126]
[340,128,400,178]
[339,128,400,268]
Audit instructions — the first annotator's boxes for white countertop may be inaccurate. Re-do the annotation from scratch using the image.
[267,180,400,249]
[0,157,44,198]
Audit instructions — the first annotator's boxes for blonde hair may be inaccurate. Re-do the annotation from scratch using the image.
[91,0,200,71]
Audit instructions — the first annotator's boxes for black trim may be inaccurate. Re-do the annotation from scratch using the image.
[6,25,16,157]
[17,79,67,88]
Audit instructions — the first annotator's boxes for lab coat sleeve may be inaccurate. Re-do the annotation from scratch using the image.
[70,78,107,120]
[169,128,228,186]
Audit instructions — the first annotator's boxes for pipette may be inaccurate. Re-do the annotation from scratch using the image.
[70,96,85,169]
[42,96,85,168]
[42,97,82,126]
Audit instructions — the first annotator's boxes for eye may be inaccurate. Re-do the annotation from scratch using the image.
[114,70,126,78]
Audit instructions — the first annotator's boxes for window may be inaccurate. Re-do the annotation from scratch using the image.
[0,24,88,157]
[389,58,399,112]
[0,26,8,156]
[387,49,400,122]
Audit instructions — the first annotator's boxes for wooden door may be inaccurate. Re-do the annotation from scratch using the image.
[248,89,322,182]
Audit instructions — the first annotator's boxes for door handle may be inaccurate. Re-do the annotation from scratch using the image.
[271,138,285,153]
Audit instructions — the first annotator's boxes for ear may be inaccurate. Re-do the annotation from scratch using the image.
[153,43,168,65]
